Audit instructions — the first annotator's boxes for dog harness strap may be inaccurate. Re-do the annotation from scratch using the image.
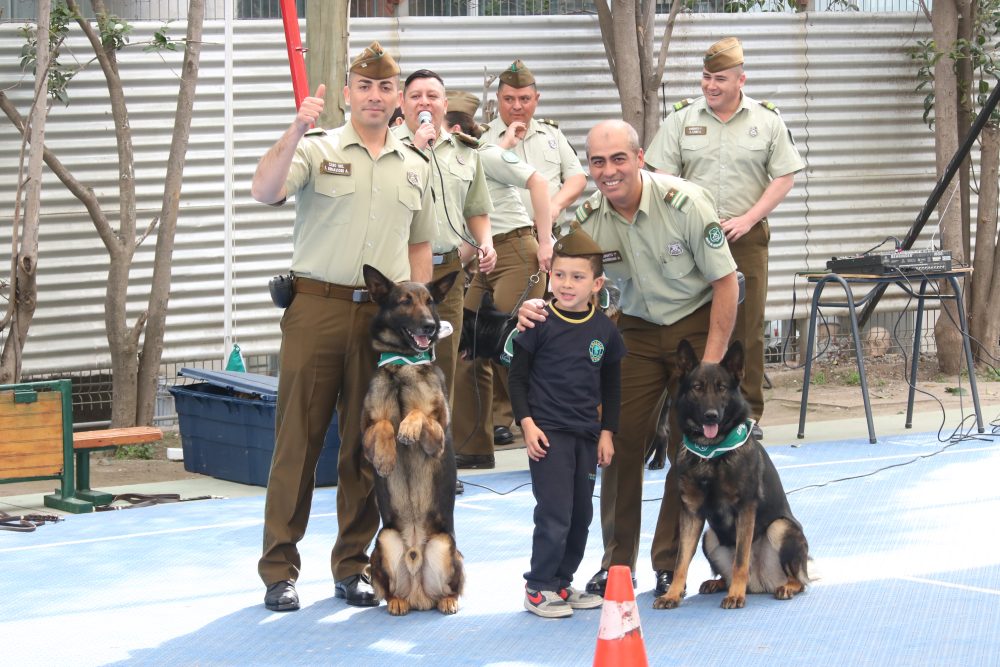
[377,351,434,367]
[682,419,755,460]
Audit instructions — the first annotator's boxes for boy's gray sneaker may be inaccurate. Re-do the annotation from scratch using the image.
[559,586,603,609]
[524,587,573,618]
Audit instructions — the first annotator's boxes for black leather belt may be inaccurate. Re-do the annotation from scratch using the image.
[433,249,460,265]
[492,226,534,243]
[293,277,370,303]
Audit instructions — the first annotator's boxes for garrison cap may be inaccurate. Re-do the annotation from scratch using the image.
[446,90,480,117]
[554,228,603,258]
[349,40,399,79]
[703,37,744,73]
[498,59,535,88]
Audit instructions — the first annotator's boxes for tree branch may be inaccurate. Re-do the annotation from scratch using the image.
[595,0,619,90]
[0,91,116,249]
[650,0,684,91]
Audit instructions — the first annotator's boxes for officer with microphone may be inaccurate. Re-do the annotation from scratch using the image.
[392,69,496,406]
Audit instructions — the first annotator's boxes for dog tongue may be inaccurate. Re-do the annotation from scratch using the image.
[414,335,432,349]
[702,423,719,439]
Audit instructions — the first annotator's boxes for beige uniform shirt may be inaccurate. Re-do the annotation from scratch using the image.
[477,143,537,235]
[282,123,435,286]
[482,117,584,220]
[645,94,804,219]
[391,125,493,253]
[576,171,737,326]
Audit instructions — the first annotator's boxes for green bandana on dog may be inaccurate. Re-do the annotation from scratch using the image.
[683,419,754,460]
[378,350,434,367]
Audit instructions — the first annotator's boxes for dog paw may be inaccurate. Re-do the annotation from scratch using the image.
[652,595,681,610]
[774,583,803,600]
[420,423,446,458]
[721,594,746,609]
[386,597,410,616]
[437,596,459,615]
[699,578,726,595]
[397,413,423,446]
[647,459,665,471]
[372,449,397,477]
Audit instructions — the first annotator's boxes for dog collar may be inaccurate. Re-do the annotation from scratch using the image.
[682,419,754,460]
[378,350,434,367]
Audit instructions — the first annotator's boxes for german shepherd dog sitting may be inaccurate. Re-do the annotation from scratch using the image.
[654,339,809,610]
[360,265,465,616]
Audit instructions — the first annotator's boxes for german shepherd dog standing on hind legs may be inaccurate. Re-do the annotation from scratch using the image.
[361,265,465,615]
[654,339,810,610]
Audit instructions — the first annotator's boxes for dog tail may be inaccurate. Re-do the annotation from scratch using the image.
[779,532,811,584]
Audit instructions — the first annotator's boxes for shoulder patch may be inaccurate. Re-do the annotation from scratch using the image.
[760,100,779,114]
[403,142,430,162]
[501,150,521,164]
[304,127,326,137]
[663,188,690,212]
[454,131,481,149]
[672,98,695,112]
[538,118,559,128]
[705,222,726,249]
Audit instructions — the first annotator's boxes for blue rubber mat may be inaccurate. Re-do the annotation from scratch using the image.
[2,433,999,667]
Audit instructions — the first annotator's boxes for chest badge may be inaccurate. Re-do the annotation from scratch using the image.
[589,340,606,364]
[548,138,557,149]
[456,154,466,165]
[749,126,759,138]
[321,161,351,176]
[667,242,684,257]
[685,126,707,136]
[407,170,420,187]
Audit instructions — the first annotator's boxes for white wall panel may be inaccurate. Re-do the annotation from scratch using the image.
[1,10,951,374]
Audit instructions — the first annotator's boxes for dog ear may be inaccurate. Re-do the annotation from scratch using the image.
[676,339,699,376]
[428,271,459,304]
[362,264,394,305]
[720,340,745,382]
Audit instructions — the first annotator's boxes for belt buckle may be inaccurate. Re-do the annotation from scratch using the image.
[352,289,369,303]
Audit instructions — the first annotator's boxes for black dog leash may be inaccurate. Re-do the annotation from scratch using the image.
[0,511,63,532]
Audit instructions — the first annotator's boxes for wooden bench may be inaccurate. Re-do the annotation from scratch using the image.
[1,379,163,513]
[72,426,164,506]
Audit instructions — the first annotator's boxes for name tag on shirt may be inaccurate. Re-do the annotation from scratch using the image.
[685,126,707,136]
[603,250,623,264]
[321,161,351,176]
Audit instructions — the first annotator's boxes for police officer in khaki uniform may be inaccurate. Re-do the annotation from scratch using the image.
[519,120,739,599]
[250,42,436,612]
[483,59,587,445]
[645,37,804,437]
[392,70,497,402]
[446,90,553,469]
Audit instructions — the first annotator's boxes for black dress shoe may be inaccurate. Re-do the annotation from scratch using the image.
[493,425,515,445]
[264,579,300,612]
[751,423,764,440]
[455,453,495,469]
[335,573,379,607]
[654,569,685,597]
[584,568,637,595]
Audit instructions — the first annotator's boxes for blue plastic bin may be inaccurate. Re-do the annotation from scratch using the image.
[169,369,339,487]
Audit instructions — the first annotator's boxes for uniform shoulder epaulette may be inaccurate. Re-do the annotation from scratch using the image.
[672,98,695,112]
[663,187,691,212]
[304,127,326,137]
[538,118,559,128]
[402,142,430,162]
[454,131,481,149]
[759,100,780,114]
[574,191,602,224]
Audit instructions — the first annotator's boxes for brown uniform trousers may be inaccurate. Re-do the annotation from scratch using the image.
[728,219,769,420]
[598,303,712,573]
[432,251,463,404]
[452,228,545,456]
[258,290,379,585]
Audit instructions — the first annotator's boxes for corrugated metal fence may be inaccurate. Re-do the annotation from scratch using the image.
[1,11,948,376]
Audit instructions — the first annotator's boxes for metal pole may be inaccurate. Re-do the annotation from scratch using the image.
[857,79,1000,329]
[279,0,309,109]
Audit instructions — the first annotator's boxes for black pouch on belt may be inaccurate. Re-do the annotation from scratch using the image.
[269,274,294,308]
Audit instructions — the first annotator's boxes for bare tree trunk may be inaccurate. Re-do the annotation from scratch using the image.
[971,123,1000,365]
[956,3,973,260]
[0,0,50,384]
[136,0,205,426]
[307,0,348,128]
[931,0,966,374]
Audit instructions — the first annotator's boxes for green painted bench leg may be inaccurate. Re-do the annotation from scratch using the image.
[44,492,94,513]
[74,449,114,505]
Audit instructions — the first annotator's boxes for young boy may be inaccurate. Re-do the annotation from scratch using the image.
[508,229,626,618]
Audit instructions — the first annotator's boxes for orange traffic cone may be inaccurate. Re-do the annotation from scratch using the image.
[593,565,649,667]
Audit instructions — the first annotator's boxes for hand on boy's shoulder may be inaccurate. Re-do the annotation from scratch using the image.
[516,298,548,332]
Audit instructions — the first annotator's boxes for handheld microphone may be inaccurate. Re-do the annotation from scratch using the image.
[417,110,435,145]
